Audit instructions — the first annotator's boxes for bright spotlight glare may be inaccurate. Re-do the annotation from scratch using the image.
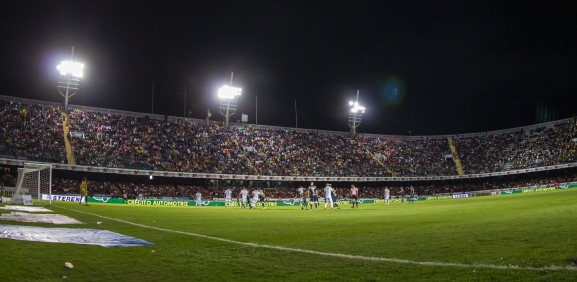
[57,61,84,77]
[349,100,365,114]
[218,85,242,99]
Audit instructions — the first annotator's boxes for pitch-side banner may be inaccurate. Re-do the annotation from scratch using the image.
[3,158,577,182]
[499,186,571,195]
[78,197,429,207]
[42,194,85,202]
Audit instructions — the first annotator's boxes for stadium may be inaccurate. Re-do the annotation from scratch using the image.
[2,2,577,282]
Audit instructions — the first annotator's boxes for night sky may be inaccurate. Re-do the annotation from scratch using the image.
[1,1,576,135]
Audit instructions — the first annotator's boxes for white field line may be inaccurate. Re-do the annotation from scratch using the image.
[53,205,576,272]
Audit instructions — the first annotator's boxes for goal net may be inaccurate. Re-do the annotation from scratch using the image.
[12,163,52,204]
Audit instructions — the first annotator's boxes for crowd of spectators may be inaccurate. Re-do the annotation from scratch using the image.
[67,109,253,174]
[369,138,457,176]
[238,129,386,177]
[66,106,460,177]
[511,121,576,169]
[1,100,576,177]
[0,100,66,163]
[0,167,15,187]
[456,132,519,174]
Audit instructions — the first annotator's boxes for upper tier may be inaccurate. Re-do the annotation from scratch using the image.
[1,94,576,178]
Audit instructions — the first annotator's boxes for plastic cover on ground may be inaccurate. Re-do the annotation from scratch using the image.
[0,212,84,224]
[0,224,154,247]
[0,205,53,212]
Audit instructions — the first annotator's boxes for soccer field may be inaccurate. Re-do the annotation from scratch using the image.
[2,189,577,281]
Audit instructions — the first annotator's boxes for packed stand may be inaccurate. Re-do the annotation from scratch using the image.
[0,100,66,163]
[67,108,253,174]
[368,138,457,176]
[238,128,386,177]
[455,132,519,174]
[511,121,577,169]
[3,99,576,177]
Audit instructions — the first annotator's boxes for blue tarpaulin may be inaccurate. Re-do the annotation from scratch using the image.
[0,224,154,247]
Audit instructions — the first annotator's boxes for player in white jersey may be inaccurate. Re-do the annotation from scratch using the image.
[324,184,334,210]
[224,187,233,208]
[195,191,202,207]
[297,186,308,210]
[240,188,250,209]
[251,189,260,209]
[384,187,390,206]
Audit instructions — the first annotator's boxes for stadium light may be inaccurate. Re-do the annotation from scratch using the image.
[218,72,242,127]
[57,61,84,78]
[218,85,242,99]
[348,90,365,135]
[57,47,84,110]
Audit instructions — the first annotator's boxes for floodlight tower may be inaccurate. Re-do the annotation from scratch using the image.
[57,47,84,110]
[218,72,242,127]
[348,90,365,135]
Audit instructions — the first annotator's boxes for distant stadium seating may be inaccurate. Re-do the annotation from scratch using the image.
[0,100,66,163]
[1,98,576,178]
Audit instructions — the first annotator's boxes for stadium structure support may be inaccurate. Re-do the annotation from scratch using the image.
[218,72,242,127]
[348,90,365,135]
[57,47,84,110]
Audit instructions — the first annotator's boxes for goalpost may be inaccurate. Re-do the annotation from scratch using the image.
[12,163,52,205]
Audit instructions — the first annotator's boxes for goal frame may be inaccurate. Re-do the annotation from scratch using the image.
[12,163,52,205]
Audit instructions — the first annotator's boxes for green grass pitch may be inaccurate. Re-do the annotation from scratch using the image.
[1,189,577,281]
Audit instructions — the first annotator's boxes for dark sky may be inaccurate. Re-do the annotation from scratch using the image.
[1,1,576,135]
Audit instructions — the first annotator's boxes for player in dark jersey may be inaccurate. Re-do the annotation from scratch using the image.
[409,186,415,204]
[259,190,266,209]
[331,189,340,209]
[308,182,319,211]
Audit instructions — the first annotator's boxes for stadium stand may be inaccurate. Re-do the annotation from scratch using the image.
[0,100,66,163]
[1,97,576,178]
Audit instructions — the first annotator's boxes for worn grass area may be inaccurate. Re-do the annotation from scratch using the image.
[1,189,576,281]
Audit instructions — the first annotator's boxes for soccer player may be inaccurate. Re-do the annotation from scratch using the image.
[409,186,415,204]
[80,178,88,206]
[251,189,260,209]
[331,187,340,209]
[236,191,241,208]
[384,187,390,206]
[259,190,266,209]
[195,191,202,207]
[350,184,359,208]
[224,187,232,208]
[324,183,334,210]
[297,186,308,210]
[122,191,128,204]
[240,187,250,209]
[308,182,319,210]
[400,187,405,203]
